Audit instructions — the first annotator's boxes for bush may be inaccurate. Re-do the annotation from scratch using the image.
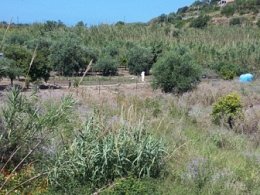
[73,78,80,87]
[219,66,236,80]
[0,87,75,165]
[229,17,242,26]
[177,6,189,14]
[190,15,211,29]
[0,87,75,192]
[212,93,243,129]
[94,55,118,76]
[48,117,167,191]
[211,62,246,80]
[221,5,235,17]
[152,47,201,94]
[127,45,154,75]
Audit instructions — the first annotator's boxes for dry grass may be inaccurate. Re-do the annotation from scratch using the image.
[4,78,257,136]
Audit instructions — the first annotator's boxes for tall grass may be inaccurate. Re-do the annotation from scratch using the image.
[48,116,167,191]
[0,87,75,193]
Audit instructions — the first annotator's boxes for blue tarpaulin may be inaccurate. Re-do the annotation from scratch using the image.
[239,73,254,83]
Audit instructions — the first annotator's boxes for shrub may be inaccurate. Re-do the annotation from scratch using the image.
[219,66,236,80]
[0,87,75,192]
[211,62,246,80]
[0,87,75,164]
[177,6,189,14]
[152,47,201,94]
[103,44,120,57]
[190,15,211,29]
[94,55,118,76]
[229,17,242,26]
[127,45,154,75]
[221,5,235,17]
[212,93,243,129]
[0,57,22,85]
[48,117,167,191]
[73,78,80,87]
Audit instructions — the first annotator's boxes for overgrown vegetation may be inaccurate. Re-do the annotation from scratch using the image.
[212,92,243,128]
[1,0,260,85]
[0,88,167,193]
[49,118,166,191]
[152,47,201,93]
[1,0,260,194]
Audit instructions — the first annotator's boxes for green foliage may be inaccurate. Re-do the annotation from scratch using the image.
[0,57,22,85]
[219,67,236,80]
[43,20,66,32]
[1,15,260,194]
[229,17,242,26]
[0,87,75,170]
[1,17,260,82]
[190,15,211,29]
[3,45,31,74]
[26,38,53,82]
[211,62,246,80]
[144,98,161,117]
[101,177,159,195]
[152,47,201,94]
[6,31,30,45]
[212,93,243,128]
[103,44,120,57]
[177,6,189,14]
[115,21,125,26]
[257,19,260,27]
[73,78,80,87]
[48,118,167,190]
[94,55,118,76]
[2,43,51,82]
[221,5,235,17]
[49,34,92,76]
[127,45,154,75]
[0,65,5,78]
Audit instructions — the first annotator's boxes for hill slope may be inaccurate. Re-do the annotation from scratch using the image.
[150,0,260,27]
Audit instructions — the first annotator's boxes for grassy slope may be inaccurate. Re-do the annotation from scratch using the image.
[64,79,260,194]
[148,81,260,194]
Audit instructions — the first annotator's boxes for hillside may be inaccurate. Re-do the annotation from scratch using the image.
[150,0,260,27]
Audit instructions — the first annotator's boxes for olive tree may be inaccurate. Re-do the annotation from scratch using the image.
[127,45,154,75]
[49,34,94,76]
[0,57,22,86]
[94,55,118,76]
[152,47,201,94]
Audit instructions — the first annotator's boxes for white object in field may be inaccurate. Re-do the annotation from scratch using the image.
[141,71,145,82]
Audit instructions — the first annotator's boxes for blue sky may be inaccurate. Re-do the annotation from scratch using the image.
[0,0,194,25]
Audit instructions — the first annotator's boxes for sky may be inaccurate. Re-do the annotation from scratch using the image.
[0,0,194,25]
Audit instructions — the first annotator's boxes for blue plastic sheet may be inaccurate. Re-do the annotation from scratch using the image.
[239,73,254,83]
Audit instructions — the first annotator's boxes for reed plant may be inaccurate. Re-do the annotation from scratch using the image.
[48,115,167,191]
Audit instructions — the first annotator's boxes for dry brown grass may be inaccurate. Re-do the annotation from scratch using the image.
[2,78,259,136]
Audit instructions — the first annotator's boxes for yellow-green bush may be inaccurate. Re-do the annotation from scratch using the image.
[212,93,243,128]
